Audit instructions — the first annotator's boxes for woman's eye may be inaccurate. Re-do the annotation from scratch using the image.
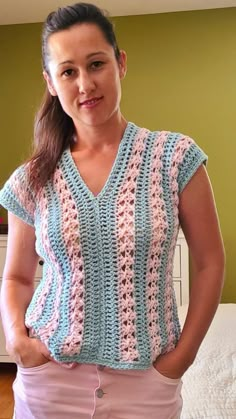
[90,61,104,70]
[62,69,74,77]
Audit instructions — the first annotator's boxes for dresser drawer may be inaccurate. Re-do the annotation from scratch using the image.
[0,279,40,360]
[0,237,7,278]
[35,260,43,279]
[173,280,181,306]
[173,244,181,278]
[0,279,12,359]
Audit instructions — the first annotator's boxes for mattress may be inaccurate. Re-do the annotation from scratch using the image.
[178,304,236,419]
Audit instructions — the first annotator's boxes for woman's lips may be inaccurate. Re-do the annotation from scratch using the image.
[80,97,103,108]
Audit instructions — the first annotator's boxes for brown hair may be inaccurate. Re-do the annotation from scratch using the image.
[27,2,120,193]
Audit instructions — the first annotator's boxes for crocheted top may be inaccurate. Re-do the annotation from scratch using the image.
[0,122,207,369]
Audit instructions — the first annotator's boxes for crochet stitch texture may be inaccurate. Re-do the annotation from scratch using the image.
[0,122,207,369]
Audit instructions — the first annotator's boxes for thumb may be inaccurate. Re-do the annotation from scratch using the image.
[36,339,52,360]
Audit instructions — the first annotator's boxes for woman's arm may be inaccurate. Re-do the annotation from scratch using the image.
[0,212,50,366]
[176,164,225,365]
[154,164,225,378]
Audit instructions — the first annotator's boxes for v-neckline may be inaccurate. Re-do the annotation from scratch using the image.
[65,122,133,201]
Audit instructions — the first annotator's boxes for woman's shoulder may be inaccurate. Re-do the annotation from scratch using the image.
[0,162,29,192]
[130,122,196,155]
[130,122,193,143]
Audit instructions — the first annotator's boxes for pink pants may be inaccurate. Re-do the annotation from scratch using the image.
[13,362,182,419]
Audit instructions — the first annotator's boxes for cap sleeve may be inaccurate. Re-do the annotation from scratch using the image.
[176,136,208,193]
[0,165,35,226]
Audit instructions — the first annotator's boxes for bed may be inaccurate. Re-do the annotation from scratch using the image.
[178,304,236,419]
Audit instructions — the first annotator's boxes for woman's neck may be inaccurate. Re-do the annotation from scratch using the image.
[72,114,128,152]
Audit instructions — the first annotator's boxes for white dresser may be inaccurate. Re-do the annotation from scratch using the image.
[0,231,189,363]
[172,229,189,306]
[0,235,43,362]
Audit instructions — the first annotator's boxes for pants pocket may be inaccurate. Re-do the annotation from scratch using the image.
[17,360,52,373]
[151,365,182,385]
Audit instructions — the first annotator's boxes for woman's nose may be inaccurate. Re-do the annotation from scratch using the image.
[78,71,95,95]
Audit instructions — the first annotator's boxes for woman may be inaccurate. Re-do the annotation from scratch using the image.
[0,3,225,418]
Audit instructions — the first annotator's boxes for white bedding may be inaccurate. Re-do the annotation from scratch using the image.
[178,304,236,419]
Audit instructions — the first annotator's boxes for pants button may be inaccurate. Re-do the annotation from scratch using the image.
[96,388,105,398]
[98,365,105,370]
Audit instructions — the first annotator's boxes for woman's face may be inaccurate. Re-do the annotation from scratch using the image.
[44,23,126,130]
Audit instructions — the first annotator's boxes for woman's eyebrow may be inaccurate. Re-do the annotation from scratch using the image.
[86,51,108,59]
[57,52,107,68]
[57,60,74,67]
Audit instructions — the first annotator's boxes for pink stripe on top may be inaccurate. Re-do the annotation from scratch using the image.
[146,131,169,361]
[164,137,193,352]
[53,167,85,356]
[115,128,149,362]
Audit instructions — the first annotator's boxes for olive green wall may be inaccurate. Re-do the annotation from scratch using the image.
[0,8,235,301]
[0,23,43,180]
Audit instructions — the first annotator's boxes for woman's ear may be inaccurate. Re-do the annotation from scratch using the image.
[43,70,57,96]
[118,50,127,80]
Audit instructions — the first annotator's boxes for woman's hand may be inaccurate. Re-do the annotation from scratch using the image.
[153,347,191,380]
[6,332,51,368]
